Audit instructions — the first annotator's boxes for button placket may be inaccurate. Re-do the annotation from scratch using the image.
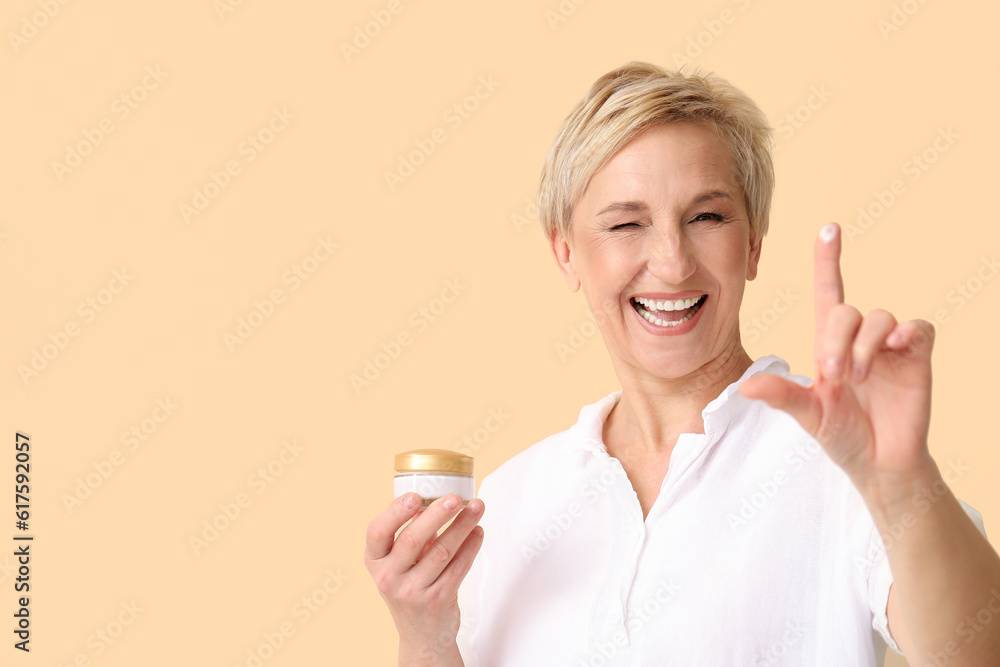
[588,457,639,653]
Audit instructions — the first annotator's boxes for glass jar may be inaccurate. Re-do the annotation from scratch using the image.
[394,449,475,510]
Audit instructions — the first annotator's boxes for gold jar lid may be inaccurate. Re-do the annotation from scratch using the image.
[395,449,473,475]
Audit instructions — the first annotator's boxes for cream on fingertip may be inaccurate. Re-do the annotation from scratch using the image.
[819,223,838,244]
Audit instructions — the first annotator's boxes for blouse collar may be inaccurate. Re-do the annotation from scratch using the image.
[569,354,792,455]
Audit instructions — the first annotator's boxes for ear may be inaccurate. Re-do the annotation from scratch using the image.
[549,227,581,292]
[746,233,763,281]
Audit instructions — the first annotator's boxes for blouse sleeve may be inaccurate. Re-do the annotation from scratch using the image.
[868,496,988,655]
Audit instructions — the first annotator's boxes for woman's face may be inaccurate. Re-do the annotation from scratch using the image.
[550,121,762,381]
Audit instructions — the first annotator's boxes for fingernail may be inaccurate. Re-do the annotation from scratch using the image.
[468,499,483,515]
[402,494,418,509]
[824,356,840,377]
[443,495,459,510]
[819,223,838,244]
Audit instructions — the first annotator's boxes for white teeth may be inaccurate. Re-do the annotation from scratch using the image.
[635,295,704,312]
[632,295,705,328]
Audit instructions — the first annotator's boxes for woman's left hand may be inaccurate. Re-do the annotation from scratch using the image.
[738,222,936,483]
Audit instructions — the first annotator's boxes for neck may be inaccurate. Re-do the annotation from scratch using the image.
[604,341,754,457]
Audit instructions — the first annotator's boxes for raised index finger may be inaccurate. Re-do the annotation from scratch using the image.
[814,222,844,359]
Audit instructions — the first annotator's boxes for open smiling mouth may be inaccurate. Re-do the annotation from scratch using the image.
[630,295,707,328]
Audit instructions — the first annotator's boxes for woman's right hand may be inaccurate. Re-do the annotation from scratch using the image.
[364,492,486,666]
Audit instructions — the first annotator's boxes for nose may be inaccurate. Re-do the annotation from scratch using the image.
[645,225,697,285]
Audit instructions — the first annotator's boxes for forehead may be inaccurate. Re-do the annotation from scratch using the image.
[584,122,737,202]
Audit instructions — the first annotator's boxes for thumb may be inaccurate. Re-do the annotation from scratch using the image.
[739,374,822,437]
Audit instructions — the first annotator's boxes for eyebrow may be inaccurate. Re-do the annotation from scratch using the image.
[595,190,734,217]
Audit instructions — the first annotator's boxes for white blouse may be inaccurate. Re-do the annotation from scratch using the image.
[456,354,987,666]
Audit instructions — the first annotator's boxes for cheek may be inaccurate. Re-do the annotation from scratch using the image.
[593,238,641,272]
[583,241,627,284]
[578,247,634,324]
[718,272,750,317]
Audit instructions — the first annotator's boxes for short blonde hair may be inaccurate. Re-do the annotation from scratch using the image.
[538,61,774,248]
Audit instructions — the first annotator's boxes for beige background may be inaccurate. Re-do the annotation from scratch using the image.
[4,0,997,665]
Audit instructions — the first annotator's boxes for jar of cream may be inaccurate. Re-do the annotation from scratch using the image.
[394,449,475,510]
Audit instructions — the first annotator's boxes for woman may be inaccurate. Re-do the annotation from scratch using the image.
[364,62,997,666]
